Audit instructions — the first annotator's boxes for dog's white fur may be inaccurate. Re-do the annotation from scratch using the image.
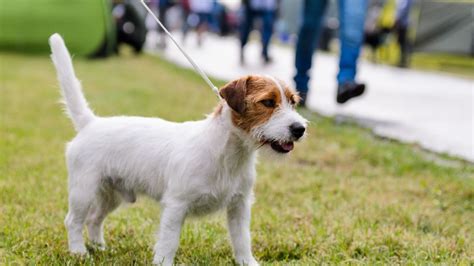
[49,33,306,265]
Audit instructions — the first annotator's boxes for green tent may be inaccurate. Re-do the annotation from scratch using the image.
[0,0,116,56]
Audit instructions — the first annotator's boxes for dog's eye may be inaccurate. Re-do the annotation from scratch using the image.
[260,99,275,108]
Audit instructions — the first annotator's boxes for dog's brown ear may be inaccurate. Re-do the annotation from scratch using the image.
[219,77,248,114]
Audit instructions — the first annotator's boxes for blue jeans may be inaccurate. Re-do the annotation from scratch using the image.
[240,8,275,58]
[294,0,367,95]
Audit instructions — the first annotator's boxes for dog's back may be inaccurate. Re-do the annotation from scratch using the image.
[64,115,213,197]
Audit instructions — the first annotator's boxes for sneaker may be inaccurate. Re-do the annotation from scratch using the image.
[263,54,273,65]
[336,82,365,104]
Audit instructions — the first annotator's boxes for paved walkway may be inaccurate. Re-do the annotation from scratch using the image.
[146,32,474,162]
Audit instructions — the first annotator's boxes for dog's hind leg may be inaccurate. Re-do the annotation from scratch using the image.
[64,173,99,255]
[86,189,121,249]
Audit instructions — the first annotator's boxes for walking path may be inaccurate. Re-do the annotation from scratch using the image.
[146,32,474,162]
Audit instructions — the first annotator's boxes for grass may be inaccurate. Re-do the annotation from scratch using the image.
[410,53,474,79]
[365,41,474,79]
[1,50,473,265]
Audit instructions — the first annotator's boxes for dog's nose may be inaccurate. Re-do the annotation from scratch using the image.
[289,122,305,139]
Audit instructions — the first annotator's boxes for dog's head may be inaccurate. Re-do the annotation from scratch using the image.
[219,75,307,154]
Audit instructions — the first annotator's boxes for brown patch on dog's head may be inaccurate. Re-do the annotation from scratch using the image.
[283,85,301,106]
[219,75,298,132]
[219,77,248,114]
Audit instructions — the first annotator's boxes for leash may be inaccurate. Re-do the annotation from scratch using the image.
[140,0,221,99]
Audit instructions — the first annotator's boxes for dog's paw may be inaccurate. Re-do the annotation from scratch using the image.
[152,255,173,266]
[69,244,88,256]
[236,256,259,266]
[90,241,106,251]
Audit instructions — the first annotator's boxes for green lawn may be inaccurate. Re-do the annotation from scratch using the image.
[365,42,474,79]
[1,51,473,265]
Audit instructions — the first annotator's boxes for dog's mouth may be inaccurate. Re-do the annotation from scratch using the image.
[262,140,294,153]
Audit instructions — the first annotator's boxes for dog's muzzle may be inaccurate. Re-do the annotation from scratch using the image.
[289,122,305,140]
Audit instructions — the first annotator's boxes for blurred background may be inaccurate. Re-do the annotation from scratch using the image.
[4,0,470,159]
[1,0,473,65]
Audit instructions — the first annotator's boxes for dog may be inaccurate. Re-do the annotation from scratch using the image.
[49,33,307,265]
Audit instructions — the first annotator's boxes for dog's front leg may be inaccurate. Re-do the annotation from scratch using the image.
[153,203,187,266]
[227,195,259,266]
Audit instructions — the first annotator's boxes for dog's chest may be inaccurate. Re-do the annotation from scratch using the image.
[181,137,256,216]
[187,172,250,216]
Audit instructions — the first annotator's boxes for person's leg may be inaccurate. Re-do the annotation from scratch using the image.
[335,0,368,104]
[397,26,409,67]
[181,7,190,43]
[157,2,169,49]
[294,0,328,101]
[196,13,210,47]
[158,4,167,31]
[261,10,275,62]
[337,0,367,84]
[240,6,254,63]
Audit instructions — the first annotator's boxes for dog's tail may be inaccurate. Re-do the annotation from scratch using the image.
[49,33,95,132]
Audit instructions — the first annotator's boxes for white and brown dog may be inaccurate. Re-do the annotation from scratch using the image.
[49,33,307,265]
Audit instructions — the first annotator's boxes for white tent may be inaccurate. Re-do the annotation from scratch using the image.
[414,0,473,56]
